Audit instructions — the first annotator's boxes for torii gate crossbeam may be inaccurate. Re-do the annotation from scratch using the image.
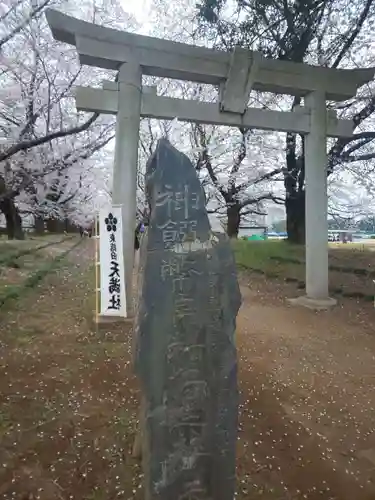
[75,84,353,137]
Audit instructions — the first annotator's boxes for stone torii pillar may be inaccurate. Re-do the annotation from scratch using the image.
[304,92,331,306]
[82,79,158,317]
[111,63,141,316]
[288,91,333,308]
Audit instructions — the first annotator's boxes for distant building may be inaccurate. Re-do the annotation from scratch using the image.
[328,230,354,243]
[238,225,267,239]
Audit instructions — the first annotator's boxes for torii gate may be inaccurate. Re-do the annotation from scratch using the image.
[46,9,374,314]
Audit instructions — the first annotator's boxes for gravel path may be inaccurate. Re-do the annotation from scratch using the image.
[1,249,374,499]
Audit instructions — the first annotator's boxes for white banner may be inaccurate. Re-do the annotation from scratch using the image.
[99,205,127,317]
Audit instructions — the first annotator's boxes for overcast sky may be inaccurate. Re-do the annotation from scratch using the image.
[121,0,152,32]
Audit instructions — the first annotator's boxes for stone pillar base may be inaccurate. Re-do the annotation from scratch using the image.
[91,312,134,330]
[287,295,337,310]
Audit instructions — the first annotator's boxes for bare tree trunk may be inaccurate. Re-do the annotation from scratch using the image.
[65,220,77,233]
[34,216,45,235]
[0,199,24,240]
[46,218,65,233]
[284,132,306,245]
[226,203,241,238]
[285,191,305,244]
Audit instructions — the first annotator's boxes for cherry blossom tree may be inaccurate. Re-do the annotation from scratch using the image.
[0,0,136,238]
[190,123,285,237]
[196,0,375,243]
[137,104,284,236]
[130,0,293,235]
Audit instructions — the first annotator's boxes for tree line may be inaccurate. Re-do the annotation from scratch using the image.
[0,0,129,238]
[1,0,374,242]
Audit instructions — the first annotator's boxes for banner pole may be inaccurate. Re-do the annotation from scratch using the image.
[95,214,100,325]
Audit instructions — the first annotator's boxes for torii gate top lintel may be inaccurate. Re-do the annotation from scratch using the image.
[46,8,374,110]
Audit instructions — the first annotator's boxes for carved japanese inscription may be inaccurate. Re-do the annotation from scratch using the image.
[134,139,241,500]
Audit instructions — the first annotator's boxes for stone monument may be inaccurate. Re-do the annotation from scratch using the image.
[133,139,241,500]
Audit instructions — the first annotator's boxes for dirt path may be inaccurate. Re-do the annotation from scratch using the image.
[237,273,375,499]
[0,240,142,500]
[1,247,374,500]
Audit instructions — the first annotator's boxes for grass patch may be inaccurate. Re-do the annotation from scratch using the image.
[233,239,375,301]
[234,239,303,273]
[0,235,72,269]
[0,238,82,310]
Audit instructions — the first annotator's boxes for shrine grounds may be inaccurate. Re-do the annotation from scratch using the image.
[0,237,375,499]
